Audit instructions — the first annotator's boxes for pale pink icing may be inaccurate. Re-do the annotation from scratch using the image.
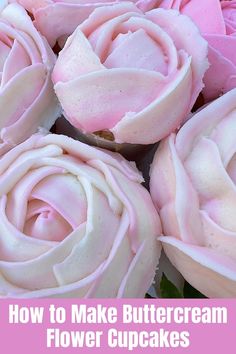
[0,132,161,298]
[150,89,236,298]
[158,0,236,101]
[52,3,208,144]
[0,2,61,155]
[11,0,160,47]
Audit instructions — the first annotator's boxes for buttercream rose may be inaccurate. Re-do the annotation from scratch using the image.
[52,2,208,145]
[158,0,236,101]
[0,132,161,298]
[150,88,236,297]
[0,2,61,155]
[11,0,159,47]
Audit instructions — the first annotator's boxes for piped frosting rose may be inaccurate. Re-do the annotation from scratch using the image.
[52,2,208,145]
[158,0,236,101]
[11,0,159,47]
[150,89,236,297]
[0,2,60,155]
[0,132,161,298]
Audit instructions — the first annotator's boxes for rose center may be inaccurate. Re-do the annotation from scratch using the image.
[104,29,168,75]
[24,200,73,242]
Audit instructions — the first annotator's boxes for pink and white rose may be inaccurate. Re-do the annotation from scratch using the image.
[150,89,236,297]
[0,2,61,155]
[12,0,159,47]
[0,132,161,298]
[158,0,236,101]
[52,3,208,145]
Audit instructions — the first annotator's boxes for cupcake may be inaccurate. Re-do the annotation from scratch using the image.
[52,3,208,155]
[150,89,236,297]
[0,132,161,297]
[0,2,61,155]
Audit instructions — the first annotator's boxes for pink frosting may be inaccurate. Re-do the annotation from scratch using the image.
[0,132,161,298]
[11,0,160,47]
[158,0,236,101]
[150,89,236,297]
[0,2,61,155]
[52,3,208,144]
